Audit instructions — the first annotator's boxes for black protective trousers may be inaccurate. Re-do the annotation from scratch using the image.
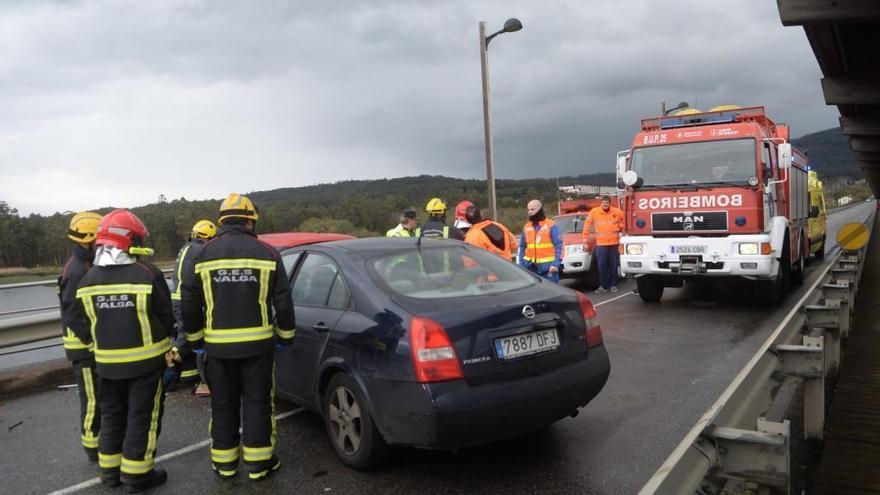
[72,358,101,455]
[206,351,276,476]
[97,368,165,485]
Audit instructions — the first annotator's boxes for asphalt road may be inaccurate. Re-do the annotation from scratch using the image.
[0,202,874,495]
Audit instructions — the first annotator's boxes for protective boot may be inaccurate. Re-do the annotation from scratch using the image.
[101,468,121,488]
[123,468,167,493]
[248,456,280,482]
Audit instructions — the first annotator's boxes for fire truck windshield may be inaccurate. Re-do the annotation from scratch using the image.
[554,214,587,233]
[631,138,757,188]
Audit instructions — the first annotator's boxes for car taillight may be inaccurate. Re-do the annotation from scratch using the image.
[577,291,603,348]
[409,317,464,383]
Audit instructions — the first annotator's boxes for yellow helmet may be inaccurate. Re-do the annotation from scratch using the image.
[425,197,447,215]
[219,193,259,223]
[68,211,102,244]
[191,219,217,240]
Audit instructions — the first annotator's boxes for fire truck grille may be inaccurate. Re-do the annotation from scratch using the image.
[651,211,728,232]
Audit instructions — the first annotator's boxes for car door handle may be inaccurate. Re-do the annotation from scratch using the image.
[313,322,330,332]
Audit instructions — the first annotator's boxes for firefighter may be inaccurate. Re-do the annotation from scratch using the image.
[518,199,563,282]
[420,198,465,240]
[181,193,295,482]
[453,200,475,234]
[57,211,102,462]
[168,219,217,394]
[463,204,516,260]
[386,208,420,237]
[71,209,173,492]
[583,195,624,293]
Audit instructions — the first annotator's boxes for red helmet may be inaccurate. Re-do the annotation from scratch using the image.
[454,200,474,221]
[95,209,149,251]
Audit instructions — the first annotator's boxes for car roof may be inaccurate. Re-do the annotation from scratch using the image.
[554,212,587,217]
[288,236,465,258]
[258,232,356,249]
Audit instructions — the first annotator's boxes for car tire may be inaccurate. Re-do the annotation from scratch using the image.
[636,276,663,303]
[322,373,389,470]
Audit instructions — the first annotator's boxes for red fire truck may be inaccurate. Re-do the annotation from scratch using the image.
[617,106,810,303]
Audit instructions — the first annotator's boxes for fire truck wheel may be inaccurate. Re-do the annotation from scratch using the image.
[815,236,826,261]
[791,248,806,286]
[636,276,664,303]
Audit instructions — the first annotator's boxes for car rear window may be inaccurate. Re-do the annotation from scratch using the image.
[370,244,536,299]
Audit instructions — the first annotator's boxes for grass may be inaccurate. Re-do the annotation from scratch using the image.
[0,259,176,286]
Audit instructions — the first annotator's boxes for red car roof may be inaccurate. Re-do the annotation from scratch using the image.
[258,232,355,249]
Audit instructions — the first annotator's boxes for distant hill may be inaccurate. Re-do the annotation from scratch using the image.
[791,127,860,178]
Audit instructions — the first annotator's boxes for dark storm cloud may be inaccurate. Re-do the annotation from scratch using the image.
[0,0,838,215]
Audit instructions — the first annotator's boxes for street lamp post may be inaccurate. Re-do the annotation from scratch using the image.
[479,18,522,221]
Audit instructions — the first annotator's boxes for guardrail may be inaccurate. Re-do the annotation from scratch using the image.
[641,211,876,494]
[0,269,173,349]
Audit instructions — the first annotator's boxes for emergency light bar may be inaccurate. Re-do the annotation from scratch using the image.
[641,106,771,132]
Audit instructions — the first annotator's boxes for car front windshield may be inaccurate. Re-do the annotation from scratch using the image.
[370,245,536,299]
[631,138,757,187]
[554,215,587,233]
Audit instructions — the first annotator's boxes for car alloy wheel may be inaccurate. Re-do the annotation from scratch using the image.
[322,373,389,469]
[328,385,362,455]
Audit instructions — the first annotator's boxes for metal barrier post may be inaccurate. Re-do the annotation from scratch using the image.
[776,335,825,439]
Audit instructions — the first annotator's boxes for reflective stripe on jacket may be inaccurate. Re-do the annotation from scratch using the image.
[181,224,296,359]
[583,206,624,246]
[73,261,174,379]
[58,245,95,361]
[464,219,516,259]
[518,218,563,269]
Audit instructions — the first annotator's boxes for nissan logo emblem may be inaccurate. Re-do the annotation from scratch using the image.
[522,305,536,319]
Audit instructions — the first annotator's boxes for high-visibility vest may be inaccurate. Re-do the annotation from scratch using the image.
[386,225,420,238]
[522,219,558,264]
[583,207,624,246]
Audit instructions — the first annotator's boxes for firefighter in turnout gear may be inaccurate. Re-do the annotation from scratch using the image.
[70,209,173,492]
[181,193,296,482]
[420,198,465,240]
[169,219,217,392]
[57,211,102,461]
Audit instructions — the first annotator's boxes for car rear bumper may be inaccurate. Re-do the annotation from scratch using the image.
[366,345,610,449]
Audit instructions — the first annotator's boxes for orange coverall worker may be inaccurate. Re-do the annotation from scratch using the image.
[583,205,624,291]
[464,219,517,260]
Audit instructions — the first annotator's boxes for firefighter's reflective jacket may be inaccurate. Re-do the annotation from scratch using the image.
[181,224,295,359]
[169,238,206,352]
[72,261,174,379]
[57,244,95,362]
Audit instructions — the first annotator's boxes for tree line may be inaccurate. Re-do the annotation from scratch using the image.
[0,174,615,268]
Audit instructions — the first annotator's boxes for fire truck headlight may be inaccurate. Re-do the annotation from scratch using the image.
[625,244,644,255]
[738,243,759,255]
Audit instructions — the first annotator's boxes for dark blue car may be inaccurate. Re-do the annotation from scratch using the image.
[275,237,610,469]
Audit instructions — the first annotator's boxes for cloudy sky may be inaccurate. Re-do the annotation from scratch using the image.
[0,0,839,215]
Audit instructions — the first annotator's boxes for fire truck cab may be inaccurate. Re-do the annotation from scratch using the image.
[618,106,810,303]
